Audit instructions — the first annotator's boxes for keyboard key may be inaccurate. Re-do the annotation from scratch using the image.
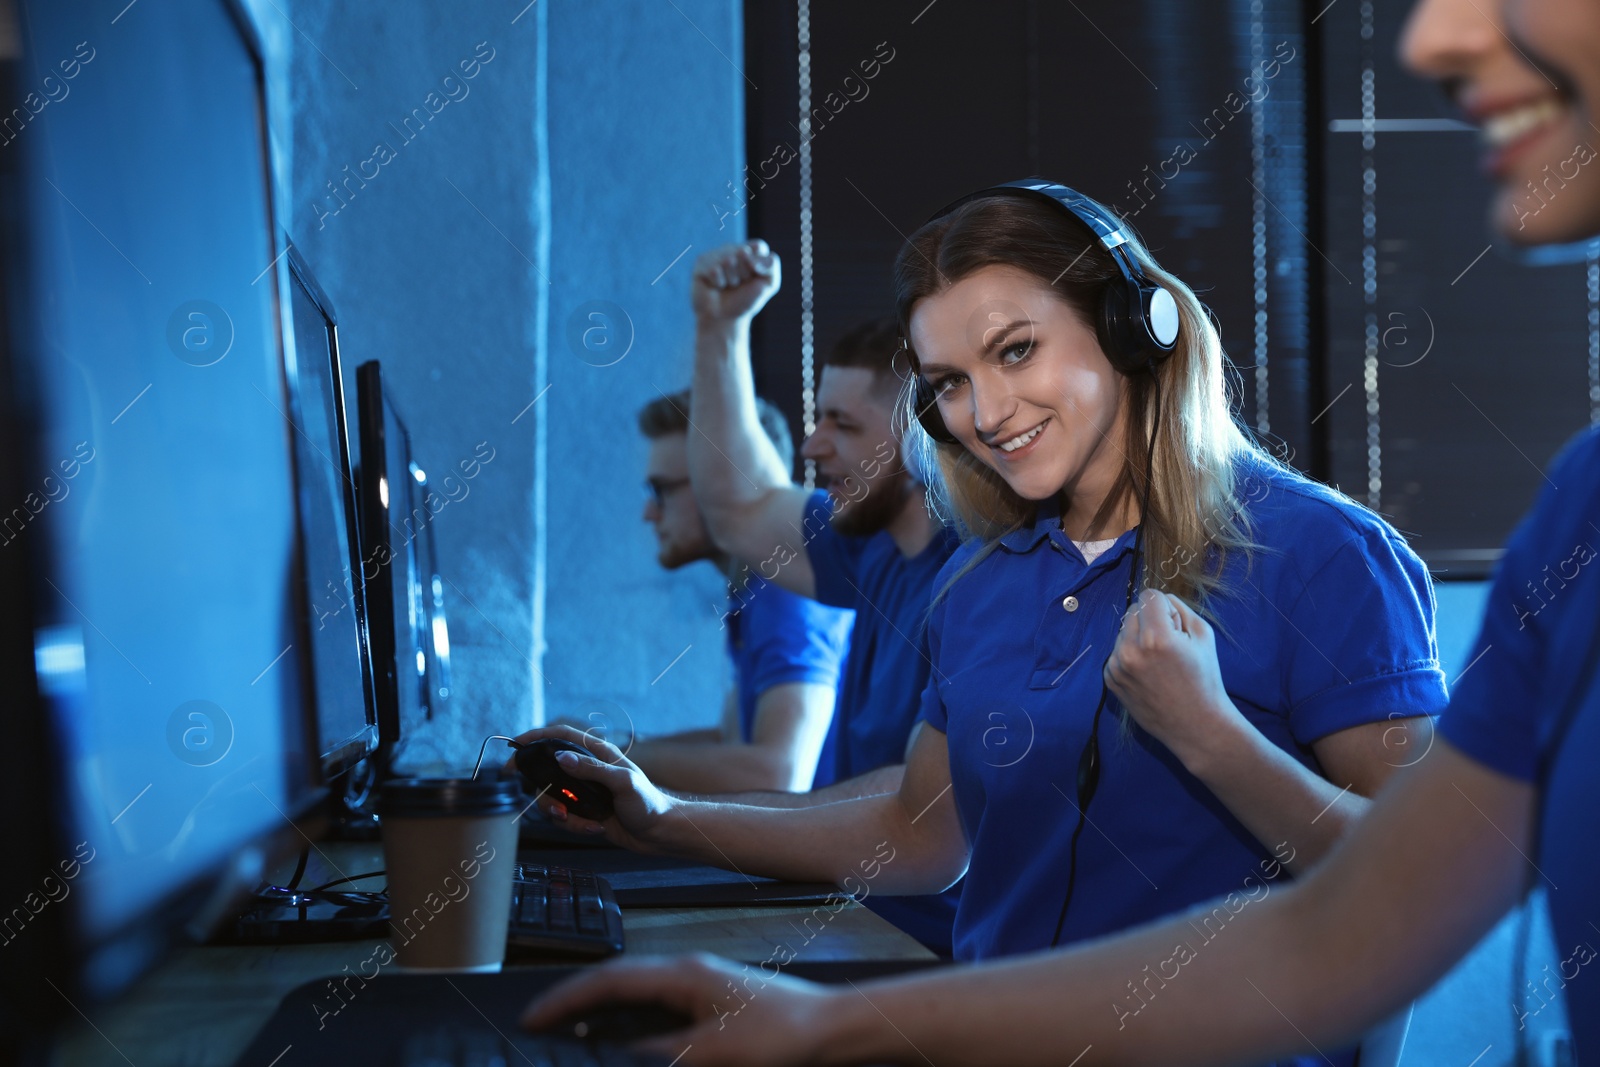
[508,865,626,958]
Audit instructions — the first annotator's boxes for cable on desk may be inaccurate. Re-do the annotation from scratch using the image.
[310,870,386,894]
[284,844,309,891]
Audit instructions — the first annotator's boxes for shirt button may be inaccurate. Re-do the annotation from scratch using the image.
[1062,595,1079,612]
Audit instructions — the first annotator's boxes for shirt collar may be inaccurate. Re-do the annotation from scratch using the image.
[997,496,1066,553]
[996,495,1140,564]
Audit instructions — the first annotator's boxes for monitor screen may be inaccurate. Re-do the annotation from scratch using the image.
[0,0,318,1003]
[389,402,437,731]
[416,466,454,718]
[356,360,430,766]
[282,251,378,777]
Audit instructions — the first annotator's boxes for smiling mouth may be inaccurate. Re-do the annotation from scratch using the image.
[1481,97,1564,149]
[1473,93,1573,178]
[994,420,1047,454]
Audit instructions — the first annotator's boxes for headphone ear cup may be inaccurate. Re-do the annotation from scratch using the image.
[1098,278,1179,375]
[913,377,959,444]
[1096,280,1144,376]
[1143,284,1181,353]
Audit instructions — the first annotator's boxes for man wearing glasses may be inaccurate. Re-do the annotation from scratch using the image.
[616,388,853,795]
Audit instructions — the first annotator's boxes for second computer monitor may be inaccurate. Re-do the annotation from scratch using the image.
[281,247,379,780]
[355,359,451,772]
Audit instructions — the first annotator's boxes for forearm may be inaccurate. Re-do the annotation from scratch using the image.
[822,891,1326,1067]
[647,786,953,894]
[549,719,720,747]
[629,738,799,795]
[642,728,723,745]
[689,319,790,521]
[1179,707,1368,873]
[692,763,904,809]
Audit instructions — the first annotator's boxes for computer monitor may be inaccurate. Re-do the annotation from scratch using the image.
[280,246,380,782]
[0,0,323,1040]
[355,359,452,773]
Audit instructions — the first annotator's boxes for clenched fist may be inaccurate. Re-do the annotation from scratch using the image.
[692,239,781,325]
[1103,588,1243,768]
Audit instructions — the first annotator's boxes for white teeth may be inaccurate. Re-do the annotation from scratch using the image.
[999,423,1044,453]
[1481,98,1563,149]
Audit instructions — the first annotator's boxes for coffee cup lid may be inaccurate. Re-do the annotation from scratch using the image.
[378,776,523,818]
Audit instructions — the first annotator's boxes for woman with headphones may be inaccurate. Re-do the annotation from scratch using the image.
[520,182,1443,1062]
[887,180,1444,964]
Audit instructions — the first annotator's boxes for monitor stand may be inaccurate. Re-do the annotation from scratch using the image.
[324,754,384,840]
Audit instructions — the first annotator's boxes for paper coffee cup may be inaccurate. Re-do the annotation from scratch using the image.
[378,777,521,972]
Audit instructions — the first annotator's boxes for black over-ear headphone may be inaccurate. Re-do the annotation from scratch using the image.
[907,178,1181,445]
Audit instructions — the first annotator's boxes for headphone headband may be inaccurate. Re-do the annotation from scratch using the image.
[930,178,1133,253]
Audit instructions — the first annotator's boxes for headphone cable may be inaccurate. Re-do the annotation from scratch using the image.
[1051,367,1163,947]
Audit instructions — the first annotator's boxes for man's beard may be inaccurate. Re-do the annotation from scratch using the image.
[829,469,914,538]
[657,534,717,570]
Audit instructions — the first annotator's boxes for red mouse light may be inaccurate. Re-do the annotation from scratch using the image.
[511,738,616,820]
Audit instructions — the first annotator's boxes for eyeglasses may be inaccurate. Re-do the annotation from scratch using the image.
[643,477,691,506]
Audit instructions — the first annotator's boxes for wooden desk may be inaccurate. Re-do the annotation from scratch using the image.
[50,842,932,1066]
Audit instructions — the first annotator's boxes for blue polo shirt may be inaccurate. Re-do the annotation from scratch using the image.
[1439,427,1600,1063]
[724,574,853,789]
[803,490,963,955]
[919,450,1447,1000]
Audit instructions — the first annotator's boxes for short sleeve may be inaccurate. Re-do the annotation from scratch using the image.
[742,583,854,699]
[1437,541,1544,781]
[803,491,870,610]
[1438,431,1600,781]
[1284,525,1450,745]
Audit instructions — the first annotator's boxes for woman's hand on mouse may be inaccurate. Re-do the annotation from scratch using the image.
[520,952,843,1067]
[503,725,675,852]
[1103,588,1248,771]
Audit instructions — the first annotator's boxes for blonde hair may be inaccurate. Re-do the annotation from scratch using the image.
[893,193,1270,611]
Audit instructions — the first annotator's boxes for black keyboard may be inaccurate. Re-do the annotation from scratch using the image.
[232,965,943,1067]
[509,864,625,958]
[399,1025,663,1066]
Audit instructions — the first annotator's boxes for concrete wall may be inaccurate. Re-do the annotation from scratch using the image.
[543,0,746,745]
[247,0,743,767]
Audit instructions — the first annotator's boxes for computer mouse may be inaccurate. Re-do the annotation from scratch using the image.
[514,739,616,821]
[541,1000,695,1042]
